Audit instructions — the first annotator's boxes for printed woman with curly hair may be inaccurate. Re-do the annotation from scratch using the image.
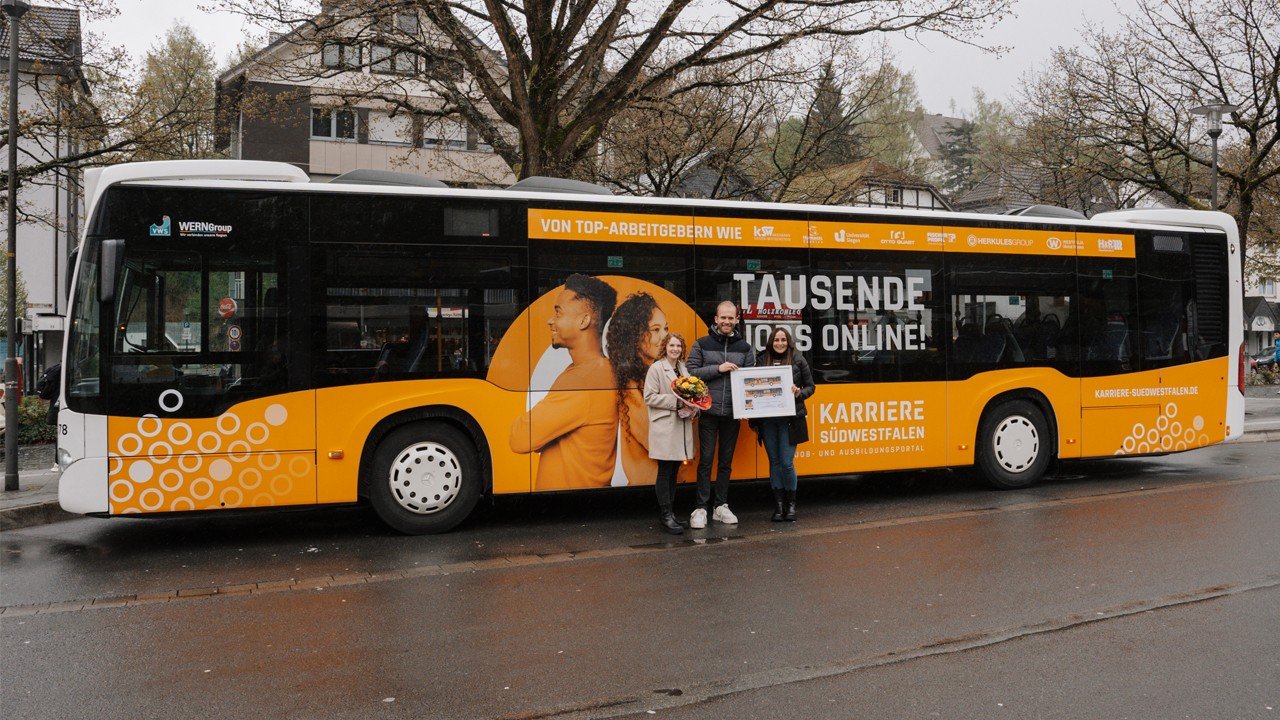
[606,292,669,485]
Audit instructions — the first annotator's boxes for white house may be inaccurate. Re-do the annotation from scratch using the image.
[1,5,87,382]
[215,3,513,186]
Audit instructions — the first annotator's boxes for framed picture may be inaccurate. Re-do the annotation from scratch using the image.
[730,365,796,419]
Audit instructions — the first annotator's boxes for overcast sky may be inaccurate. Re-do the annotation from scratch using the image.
[95,0,1132,116]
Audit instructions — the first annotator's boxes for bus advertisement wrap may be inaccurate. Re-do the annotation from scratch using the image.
[58,165,1239,534]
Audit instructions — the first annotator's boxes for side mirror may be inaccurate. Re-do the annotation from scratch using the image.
[98,239,123,304]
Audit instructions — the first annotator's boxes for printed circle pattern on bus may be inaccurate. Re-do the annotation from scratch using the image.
[1116,403,1207,455]
[108,401,308,514]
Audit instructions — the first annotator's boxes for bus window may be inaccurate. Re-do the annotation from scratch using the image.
[696,244,803,355]
[529,210,695,392]
[807,249,946,383]
[105,242,289,416]
[315,244,525,386]
[1136,231,1227,369]
[1077,257,1137,375]
[948,254,1075,380]
[66,239,102,409]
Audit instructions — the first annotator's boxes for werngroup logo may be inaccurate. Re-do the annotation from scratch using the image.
[1047,236,1062,250]
[149,216,171,237]
[178,220,234,238]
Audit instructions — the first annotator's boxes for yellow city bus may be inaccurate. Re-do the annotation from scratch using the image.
[55,160,1246,533]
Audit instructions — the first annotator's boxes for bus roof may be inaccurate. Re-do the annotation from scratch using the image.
[86,160,1236,238]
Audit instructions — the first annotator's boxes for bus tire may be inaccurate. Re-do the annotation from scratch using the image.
[976,400,1051,490]
[368,422,482,534]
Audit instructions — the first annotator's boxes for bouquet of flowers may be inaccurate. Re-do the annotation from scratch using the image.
[672,376,712,410]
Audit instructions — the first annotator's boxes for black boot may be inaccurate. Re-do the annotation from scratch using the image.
[771,489,785,522]
[660,511,685,535]
[783,490,797,522]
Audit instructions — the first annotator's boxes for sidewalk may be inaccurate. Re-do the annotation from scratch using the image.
[4,394,1279,531]
[0,444,71,531]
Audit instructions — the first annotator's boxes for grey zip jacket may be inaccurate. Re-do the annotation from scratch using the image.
[686,324,756,416]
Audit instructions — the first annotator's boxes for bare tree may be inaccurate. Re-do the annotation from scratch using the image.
[1,1,230,227]
[589,58,778,198]
[1016,0,1279,257]
[748,46,923,203]
[216,0,1012,179]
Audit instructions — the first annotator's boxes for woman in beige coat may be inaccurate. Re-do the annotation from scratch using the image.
[644,332,699,534]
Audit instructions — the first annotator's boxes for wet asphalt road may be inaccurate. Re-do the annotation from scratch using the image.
[2,442,1279,719]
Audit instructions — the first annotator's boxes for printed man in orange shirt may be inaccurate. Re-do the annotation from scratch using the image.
[510,274,619,489]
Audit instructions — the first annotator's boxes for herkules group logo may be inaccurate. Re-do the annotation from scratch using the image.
[149,216,171,237]
[967,234,978,247]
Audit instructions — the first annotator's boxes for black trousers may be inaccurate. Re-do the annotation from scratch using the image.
[655,460,681,515]
[696,413,740,510]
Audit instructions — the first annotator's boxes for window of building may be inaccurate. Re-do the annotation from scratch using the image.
[1262,278,1277,297]
[396,12,419,34]
[321,43,360,69]
[311,108,358,140]
[368,111,413,145]
[887,187,903,206]
[371,44,417,75]
[424,118,467,150]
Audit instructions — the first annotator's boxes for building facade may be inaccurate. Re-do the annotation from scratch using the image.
[1,6,87,382]
[215,6,513,186]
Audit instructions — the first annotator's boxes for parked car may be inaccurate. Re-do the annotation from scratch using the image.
[1251,349,1278,371]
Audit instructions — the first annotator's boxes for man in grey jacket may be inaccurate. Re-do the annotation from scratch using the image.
[686,301,756,528]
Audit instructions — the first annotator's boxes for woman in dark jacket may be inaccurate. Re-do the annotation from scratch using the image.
[756,327,815,521]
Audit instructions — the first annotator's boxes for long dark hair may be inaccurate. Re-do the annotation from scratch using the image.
[762,326,795,365]
[607,292,660,445]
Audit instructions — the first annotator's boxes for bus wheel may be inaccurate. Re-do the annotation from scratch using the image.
[369,423,482,534]
[977,400,1051,490]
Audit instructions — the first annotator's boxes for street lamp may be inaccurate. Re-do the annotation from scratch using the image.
[1190,101,1239,210]
[3,0,31,492]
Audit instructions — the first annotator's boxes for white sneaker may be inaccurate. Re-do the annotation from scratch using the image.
[689,508,707,529]
[712,504,738,525]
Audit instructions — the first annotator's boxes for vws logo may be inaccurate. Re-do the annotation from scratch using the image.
[149,216,171,237]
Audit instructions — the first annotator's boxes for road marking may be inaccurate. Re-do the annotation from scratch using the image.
[1,475,1277,618]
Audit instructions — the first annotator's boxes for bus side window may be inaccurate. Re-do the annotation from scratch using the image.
[948,254,1076,380]
[315,244,525,388]
[1135,232,1226,369]
[806,248,945,384]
